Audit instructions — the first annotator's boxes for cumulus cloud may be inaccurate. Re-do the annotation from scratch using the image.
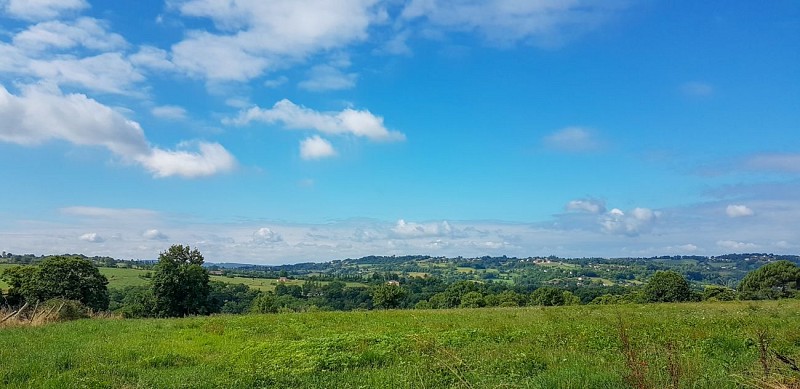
[400,0,632,47]
[2,0,88,21]
[726,204,754,218]
[252,227,283,243]
[566,198,605,214]
[227,99,405,141]
[142,229,168,240]
[716,240,757,251]
[168,0,381,81]
[137,142,236,178]
[299,135,337,160]
[391,219,454,238]
[151,105,188,120]
[600,207,659,236]
[543,127,602,152]
[79,232,104,243]
[0,83,150,156]
[0,84,235,178]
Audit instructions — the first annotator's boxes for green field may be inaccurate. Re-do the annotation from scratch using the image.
[0,264,367,293]
[1,300,798,388]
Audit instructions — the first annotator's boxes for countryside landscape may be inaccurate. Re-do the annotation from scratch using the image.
[1,0,799,388]
[2,249,800,387]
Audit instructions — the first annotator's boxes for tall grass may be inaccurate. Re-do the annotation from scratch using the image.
[0,300,798,388]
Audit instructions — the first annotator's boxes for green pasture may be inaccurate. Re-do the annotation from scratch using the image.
[1,300,798,388]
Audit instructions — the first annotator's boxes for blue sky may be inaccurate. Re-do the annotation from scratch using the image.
[1,0,798,264]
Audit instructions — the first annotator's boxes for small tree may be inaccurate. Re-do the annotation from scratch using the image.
[1,256,109,310]
[643,271,694,303]
[151,245,210,317]
[738,260,800,300]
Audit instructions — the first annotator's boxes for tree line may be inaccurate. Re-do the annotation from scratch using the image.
[2,245,799,320]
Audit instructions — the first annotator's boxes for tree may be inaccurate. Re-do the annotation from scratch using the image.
[643,270,694,303]
[1,256,109,310]
[371,284,406,309]
[738,260,800,300]
[151,245,210,317]
[530,287,566,306]
[459,291,484,308]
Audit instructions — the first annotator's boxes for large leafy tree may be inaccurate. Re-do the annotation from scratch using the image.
[151,245,210,317]
[1,256,109,310]
[643,270,695,303]
[738,260,800,300]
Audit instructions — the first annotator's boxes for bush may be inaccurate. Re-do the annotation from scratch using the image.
[41,299,90,321]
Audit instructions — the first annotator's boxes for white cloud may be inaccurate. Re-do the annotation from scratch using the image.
[601,207,659,236]
[168,0,381,81]
[0,83,150,156]
[28,52,145,95]
[79,232,104,243]
[62,206,159,219]
[544,127,601,152]
[129,46,175,72]
[746,154,800,174]
[675,244,698,252]
[391,219,453,238]
[3,0,88,21]
[299,135,337,160]
[12,18,127,52]
[566,198,605,214]
[726,204,754,218]
[298,64,357,91]
[716,240,757,251]
[0,83,236,178]
[142,229,168,240]
[252,227,282,243]
[679,81,714,97]
[228,99,405,142]
[152,105,188,120]
[137,142,237,178]
[400,0,632,47]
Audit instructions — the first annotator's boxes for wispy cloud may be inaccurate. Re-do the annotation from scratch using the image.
[726,204,754,218]
[400,0,633,47]
[227,99,405,142]
[566,198,606,214]
[745,153,800,174]
[62,206,159,219]
[151,105,187,120]
[298,64,357,91]
[543,127,602,153]
[2,0,89,21]
[79,232,104,243]
[679,81,714,97]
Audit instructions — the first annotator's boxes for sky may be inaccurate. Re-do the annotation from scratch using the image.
[0,0,798,264]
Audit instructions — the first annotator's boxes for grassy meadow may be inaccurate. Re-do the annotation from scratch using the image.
[1,300,799,388]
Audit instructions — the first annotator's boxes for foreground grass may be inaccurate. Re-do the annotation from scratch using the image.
[1,300,799,388]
